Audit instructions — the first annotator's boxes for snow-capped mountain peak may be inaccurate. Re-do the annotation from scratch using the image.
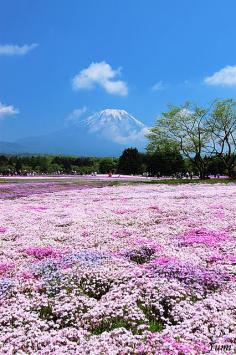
[100,108,128,118]
[83,108,145,132]
[94,108,144,125]
[80,108,147,144]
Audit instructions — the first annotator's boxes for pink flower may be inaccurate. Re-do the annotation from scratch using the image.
[207,254,224,262]
[148,205,162,212]
[0,226,6,233]
[23,246,61,259]
[0,262,13,275]
[179,228,229,246]
[20,271,33,280]
[153,256,179,265]
[227,255,236,264]
[26,205,48,212]
[112,208,137,214]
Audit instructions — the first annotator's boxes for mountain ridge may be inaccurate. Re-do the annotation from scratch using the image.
[1,109,148,156]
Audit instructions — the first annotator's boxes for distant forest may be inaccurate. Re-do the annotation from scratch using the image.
[0,148,228,177]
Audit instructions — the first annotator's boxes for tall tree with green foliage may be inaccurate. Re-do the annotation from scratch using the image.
[207,99,236,178]
[99,158,118,174]
[146,102,215,179]
[145,150,184,176]
[118,148,142,174]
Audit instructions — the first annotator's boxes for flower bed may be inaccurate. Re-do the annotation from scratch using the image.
[0,182,236,353]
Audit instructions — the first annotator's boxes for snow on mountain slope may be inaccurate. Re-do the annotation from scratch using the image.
[81,109,148,144]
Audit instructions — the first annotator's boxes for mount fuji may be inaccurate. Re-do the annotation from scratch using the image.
[80,109,148,145]
[5,109,149,156]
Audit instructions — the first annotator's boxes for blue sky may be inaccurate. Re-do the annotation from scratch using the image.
[1,0,236,141]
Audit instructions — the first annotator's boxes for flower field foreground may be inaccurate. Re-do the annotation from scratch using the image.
[0,182,236,354]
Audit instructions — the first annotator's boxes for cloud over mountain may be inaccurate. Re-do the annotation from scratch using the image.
[0,102,19,118]
[66,107,88,123]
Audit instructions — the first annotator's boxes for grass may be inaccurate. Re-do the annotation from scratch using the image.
[148,319,165,332]
[91,319,130,335]
[130,178,236,185]
[137,301,165,333]
[39,304,53,320]
[1,176,235,188]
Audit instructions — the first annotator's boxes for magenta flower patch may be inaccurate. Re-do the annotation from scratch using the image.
[23,246,61,259]
[113,229,132,238]
[0,263,13,275]
[152,255,179,265]
[179,228,229,246]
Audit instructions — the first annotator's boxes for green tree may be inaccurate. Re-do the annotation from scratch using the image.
[207,99,236,178]
[38,157,49,173]
[99,158,117,174]
[145,150,184,176]
[118,148,142,175]
[146,103,213,179]
[15,159,22,172]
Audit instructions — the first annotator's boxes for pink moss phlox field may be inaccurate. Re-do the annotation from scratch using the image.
[0,182,236,354]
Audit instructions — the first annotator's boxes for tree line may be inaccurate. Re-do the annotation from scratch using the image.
[0,149,226,178]
[0,155,118,175]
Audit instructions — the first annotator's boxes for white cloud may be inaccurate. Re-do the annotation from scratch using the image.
[152,81,166,91]
[72,61,128,96]
[66,106,87,123]
[0,43,38,56]
[204,65,236,86]
[112,127,150,145]
[0,102,19,118]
